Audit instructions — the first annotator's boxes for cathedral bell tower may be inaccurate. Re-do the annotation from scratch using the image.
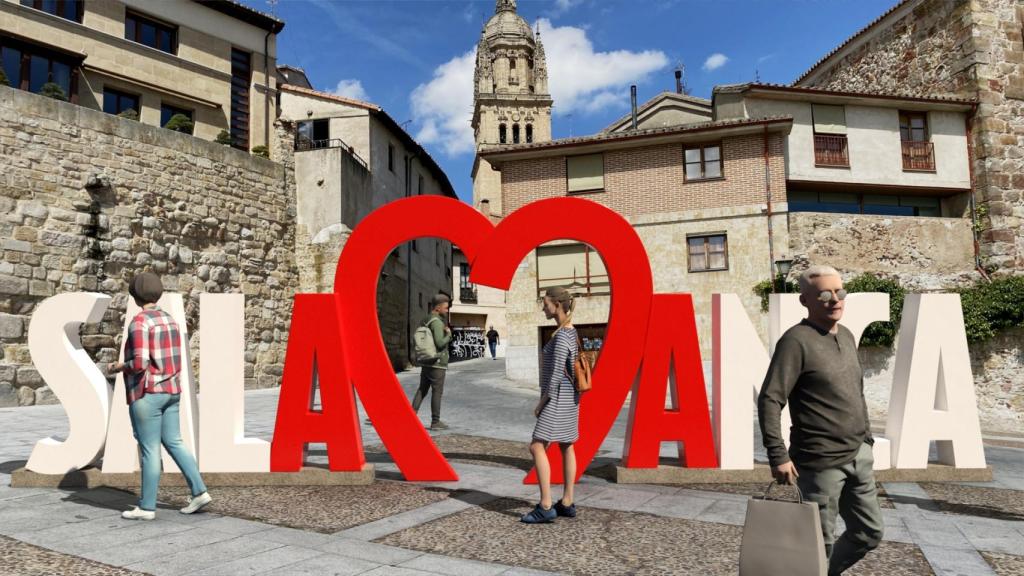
[471,0,553,217]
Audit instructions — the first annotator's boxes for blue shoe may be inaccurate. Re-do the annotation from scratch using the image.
[520,504,556,524]
[554,499,576,518]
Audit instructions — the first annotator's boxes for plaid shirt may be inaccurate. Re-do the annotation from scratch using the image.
[123,307,182,404]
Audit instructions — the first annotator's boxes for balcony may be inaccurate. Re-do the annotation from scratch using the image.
[294,138,368,169]
[901,140,935,171]
[814,134,849,167]
[459,286,478,304]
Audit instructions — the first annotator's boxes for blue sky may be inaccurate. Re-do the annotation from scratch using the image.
[251,0,901,203]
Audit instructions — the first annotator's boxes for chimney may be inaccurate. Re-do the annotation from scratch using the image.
[675,68,683,94]
[480,198,491,216]
[630,85,638,131]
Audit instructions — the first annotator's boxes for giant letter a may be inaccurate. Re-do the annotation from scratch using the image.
[623,294,718,469]
[271,294,364,472]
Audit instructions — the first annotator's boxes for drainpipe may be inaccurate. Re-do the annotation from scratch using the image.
[264,30,272,155]
[630,85,638,131]
[764,125,776,282]
[405,153,413,365]
[965,106,991,282]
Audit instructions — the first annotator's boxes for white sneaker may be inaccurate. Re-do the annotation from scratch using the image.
[122,506,155,521]
[180,492,212,514]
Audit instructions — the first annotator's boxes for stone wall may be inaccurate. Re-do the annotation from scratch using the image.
[798,0,1024,275]
[0,85,297,406]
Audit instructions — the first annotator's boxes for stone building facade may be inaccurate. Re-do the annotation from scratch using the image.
[480,118,793,381]
[278,83,455,371]
[471,0,553,218]
[793,0,1023,276]
[0,0,283,155]
[0,84,297,407]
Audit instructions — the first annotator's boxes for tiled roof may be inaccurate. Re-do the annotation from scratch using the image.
[602,91,713,133]
[715,82,976,105]
[194,0,285,33]
[792,0,912,85]
[279,84,379,111]
[480,116,792,156]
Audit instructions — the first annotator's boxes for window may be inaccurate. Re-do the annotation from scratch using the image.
[295,119,329,149]
[20,0,83,22]
[526,124,533,143]
[509,58,516,69]
[412,238,418,253]
[125,11,177,54]
[512,124,520,144]
[499,123,507,144]
[459,262,476,303]
[160,103,192,130]
[566,153,604,193]
[536,244,608,298]
[418,175,424,195]
[812,104,849,167]
[899,111,934,171]
[388,143,395,172]
[684,144,722,180]
[687,234,728,272]
[789,190,941,217]
[102,88,139,117]
[229,48,251,150]
[0,37,79,102]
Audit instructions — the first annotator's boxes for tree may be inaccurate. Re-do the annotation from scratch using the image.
[164,113,194,134]
[39,82,67,101]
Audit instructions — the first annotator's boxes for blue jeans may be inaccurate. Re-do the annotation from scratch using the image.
[128,393,207,511]
[489,341,497,358]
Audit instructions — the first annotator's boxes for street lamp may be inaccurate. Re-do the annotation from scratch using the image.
[774,258,793,293]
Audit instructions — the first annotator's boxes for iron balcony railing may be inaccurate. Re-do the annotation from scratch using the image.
[459,286,478,304]
[294,138,368,169]
[813,134,849,167]
[901,140,935,171]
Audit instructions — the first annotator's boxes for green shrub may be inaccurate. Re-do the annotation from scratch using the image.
[251,145,269,158]
[844,273,905,347]
[215,129,232,145]
[753,277,799,312]
[958,275,1024,343]
[117,108,139,121]
[164,113,194,134]
[0,68,9,87]
[39,82,67,101]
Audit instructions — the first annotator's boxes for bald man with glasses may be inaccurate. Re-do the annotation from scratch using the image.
[758,265,884,575]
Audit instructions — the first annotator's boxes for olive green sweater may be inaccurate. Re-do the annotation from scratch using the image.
[757,319,874,471]
[424,313,451,369]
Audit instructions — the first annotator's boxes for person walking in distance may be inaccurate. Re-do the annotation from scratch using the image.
[758,265,884,575]
[486,326,500,360]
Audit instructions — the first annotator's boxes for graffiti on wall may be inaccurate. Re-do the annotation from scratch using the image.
[449,327,486,362]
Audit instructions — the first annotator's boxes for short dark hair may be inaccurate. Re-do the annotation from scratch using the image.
[429,293,450,308]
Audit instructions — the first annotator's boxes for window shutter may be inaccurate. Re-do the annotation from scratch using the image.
[567,154,605,192]
[812,104,847,135]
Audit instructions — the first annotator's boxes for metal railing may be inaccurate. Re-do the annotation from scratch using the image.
[294,138,368,169]
[814,134,849,167]
[901,140,935,171]
[459,286,478,304]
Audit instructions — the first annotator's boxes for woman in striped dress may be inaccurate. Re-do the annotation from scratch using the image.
[521,286,580,524]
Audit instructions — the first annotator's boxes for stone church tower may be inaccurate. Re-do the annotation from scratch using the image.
[471,0,553,217]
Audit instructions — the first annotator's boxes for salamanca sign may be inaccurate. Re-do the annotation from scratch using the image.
[24,197,986,482]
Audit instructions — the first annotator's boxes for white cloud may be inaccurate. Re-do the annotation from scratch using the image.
[331,79,370,101]
[549,0,584,16]
[411,49,478,157]
[409,19,668,158]
[703,53,729,71]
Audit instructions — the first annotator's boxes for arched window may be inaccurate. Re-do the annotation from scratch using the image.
[512,124,520,144]
[509,57,516,69]
[526,124,533,143]
[499,124,507,144]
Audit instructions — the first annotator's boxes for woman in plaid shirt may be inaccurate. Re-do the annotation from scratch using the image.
[108,272,211,521]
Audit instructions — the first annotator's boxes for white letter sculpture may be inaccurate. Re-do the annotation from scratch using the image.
[26,293,112,474]
[886,293,986,469]
[198,294,269,472]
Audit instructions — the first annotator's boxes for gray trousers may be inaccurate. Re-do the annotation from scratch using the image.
[412,366,446,424]
[796,442,885,576]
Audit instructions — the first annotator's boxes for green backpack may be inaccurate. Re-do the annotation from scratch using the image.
[413,316,441,365]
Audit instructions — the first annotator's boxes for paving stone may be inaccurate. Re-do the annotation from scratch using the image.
[76,527,238,567]
[398,553,510,576]
[251,526,337,549]
[122,535,283,576]
[317,538,422,565]
[0,534,147,576]
[920,482,1024,522]
[918,544,997,576]
[266,553,382,576]
[184,545,323,576]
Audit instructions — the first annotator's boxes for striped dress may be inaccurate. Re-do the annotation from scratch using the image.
[532,327,580,443]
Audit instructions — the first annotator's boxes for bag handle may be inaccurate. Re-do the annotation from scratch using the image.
[761,480,804,504]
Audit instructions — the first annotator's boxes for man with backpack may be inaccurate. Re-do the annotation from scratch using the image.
[411,293,452,430]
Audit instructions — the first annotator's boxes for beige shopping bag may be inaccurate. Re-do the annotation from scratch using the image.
[739,481,827,576]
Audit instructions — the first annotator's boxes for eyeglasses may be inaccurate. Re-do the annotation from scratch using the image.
[816,289,848,303]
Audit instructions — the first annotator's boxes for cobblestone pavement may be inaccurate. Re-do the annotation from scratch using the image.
[0,534,150,576]
[0,358,1020,575]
